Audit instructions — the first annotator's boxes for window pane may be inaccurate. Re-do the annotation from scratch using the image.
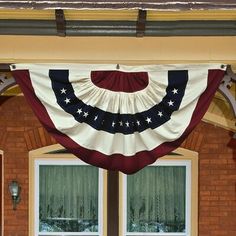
[127,166,186,233]
[39,165,99,233]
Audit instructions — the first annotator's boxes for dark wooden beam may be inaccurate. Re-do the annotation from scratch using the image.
[136,10,146,37]
[107,170,119,236]
[55,9,66,37]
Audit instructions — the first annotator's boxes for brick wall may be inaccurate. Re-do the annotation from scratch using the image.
[0,96,235,236]
[181,122,236,236]
[0,96,56,236]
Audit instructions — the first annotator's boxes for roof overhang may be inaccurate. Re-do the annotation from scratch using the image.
[1,0,236,10]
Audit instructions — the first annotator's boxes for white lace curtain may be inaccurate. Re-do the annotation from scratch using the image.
[39,165,98,231]
[127,166,186,232]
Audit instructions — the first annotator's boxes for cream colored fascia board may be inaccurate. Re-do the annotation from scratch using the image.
[148,10,236,21]
[64,10,138,21]
[0,9,138,20]
[0,9,55,20]
[1,9,236,21]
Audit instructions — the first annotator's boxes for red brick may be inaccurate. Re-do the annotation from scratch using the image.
[210,230,228,235]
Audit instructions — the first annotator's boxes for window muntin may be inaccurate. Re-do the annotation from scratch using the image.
[122,160,191,236]
[35,159,103,236]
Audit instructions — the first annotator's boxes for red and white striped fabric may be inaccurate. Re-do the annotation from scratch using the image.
[11,63,226,174]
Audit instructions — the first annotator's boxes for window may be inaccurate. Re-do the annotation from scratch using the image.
[120,149,198,236]
[29,145,105,236]
[30,146,197,236]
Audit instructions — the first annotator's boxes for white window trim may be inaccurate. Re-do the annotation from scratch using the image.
[121,159,192,236]
[34,158,104,236]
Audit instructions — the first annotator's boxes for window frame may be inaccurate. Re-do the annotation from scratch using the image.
[29,145,197,236]
[119,148,198,236]
[29,144,106,236]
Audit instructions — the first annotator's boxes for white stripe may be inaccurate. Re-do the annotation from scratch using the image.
[12,63,225,156]
[11,63,224,72]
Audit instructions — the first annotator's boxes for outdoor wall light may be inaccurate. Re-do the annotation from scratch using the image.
[9,180,21,210]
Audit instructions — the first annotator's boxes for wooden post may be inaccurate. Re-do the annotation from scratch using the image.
[107,170,119,236]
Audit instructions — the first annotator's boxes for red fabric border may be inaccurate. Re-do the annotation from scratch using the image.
[13,69,225,174]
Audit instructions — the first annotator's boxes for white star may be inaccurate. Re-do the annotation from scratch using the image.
[112,121,116,127]
[146,117,152,124]
[94,115,98,121]
[136,120,141,126]
[168,100,174,106]
[64,98,71,104]
[119,121,123,126]
[158,111,163,117]
[172,88,178,94]
[60,88,67,94]
[125,121,130,127]
[83,112,89,118]
[77,108,82,114]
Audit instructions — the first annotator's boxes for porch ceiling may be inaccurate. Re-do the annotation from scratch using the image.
[1,9,236,21]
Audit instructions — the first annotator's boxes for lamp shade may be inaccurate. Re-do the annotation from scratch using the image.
[9,181,20,197]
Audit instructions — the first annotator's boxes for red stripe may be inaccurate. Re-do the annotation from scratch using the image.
[91,70,148,92]
[13,69,225,174]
